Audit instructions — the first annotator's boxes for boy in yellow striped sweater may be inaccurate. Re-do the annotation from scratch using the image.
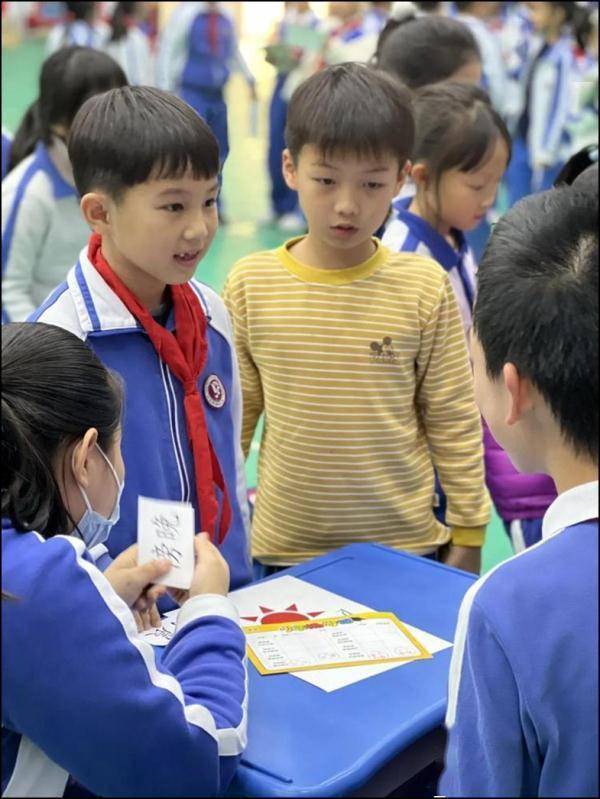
[222,63,490,574]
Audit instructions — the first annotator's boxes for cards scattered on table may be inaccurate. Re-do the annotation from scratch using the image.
[245,612,432,675]
[137,496,194,590]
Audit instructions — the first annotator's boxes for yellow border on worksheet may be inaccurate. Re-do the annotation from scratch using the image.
[245,612,433,676]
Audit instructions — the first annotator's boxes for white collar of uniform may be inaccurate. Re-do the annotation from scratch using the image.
[542,480,598,540]
[68,246,210,334]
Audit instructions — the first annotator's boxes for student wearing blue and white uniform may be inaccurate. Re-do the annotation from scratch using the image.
[46,1,110,55]
[31,86,252,597]
[451,3,507,117]
[505,2,589,204]
[2,47,127,323]
[440,184,598,798]
[266,2,320,229]
[2,322,248,798]
[105,1,155,86]
[325,2,379,66]
[383,83,510,342]
[1,126,12,180]
[156,1,256,171]
[362,1,392,36]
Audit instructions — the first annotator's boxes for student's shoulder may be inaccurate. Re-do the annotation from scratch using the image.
[189,277,236,339]
[469,524,596,625]
[225,248,285,285]
[380,246,449,291]
[28,270,85,338]
[1,154,54,210]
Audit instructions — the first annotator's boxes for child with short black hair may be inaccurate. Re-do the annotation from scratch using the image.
[31,86,252,595]
[223,63,490,574]
[441,186,598,797]
[383,81,557,552]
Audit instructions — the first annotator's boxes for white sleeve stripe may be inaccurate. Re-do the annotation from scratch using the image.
[445,533,558,728]
[176,593,242,630]
[58,536,247,753]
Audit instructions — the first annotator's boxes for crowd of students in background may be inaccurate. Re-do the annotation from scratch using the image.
[1,2,598,797]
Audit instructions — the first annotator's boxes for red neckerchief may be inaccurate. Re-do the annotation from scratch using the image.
[207,11,219,55]
[88,233,231,544]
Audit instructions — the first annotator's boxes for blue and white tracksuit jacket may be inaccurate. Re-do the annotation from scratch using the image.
[1,127,11,180]
[105,26,154,86]
[29,248,252,593]
[453,11,508,117]
[45,19,110,55]
[441,481,598,797]
[2,521,248,797]
[2,140,89,323]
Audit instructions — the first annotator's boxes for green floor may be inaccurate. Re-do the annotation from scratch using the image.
[2,37,514,573]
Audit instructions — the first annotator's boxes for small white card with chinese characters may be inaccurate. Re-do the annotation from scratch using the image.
[137,496,194,589]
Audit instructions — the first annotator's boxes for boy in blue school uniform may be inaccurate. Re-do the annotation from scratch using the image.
[30,86,252,596]
[440,183,598,796]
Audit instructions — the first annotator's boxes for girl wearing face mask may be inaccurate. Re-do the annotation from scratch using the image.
[1,323,247,798]
[2,46,127,323]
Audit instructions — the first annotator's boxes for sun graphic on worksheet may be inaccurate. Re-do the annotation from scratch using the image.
[241,603,325,624]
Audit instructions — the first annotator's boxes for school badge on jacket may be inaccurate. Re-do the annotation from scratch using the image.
[204,374,226,408]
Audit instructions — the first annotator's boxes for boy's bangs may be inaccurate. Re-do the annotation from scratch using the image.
[122,122,220,185]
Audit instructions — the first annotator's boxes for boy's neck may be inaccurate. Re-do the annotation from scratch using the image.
[289,232,376,270]
[99,235,168,312]
[545,448,598,496]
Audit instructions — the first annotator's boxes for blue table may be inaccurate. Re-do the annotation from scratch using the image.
[227,543,477,797]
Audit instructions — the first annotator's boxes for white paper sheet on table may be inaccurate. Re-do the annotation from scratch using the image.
[141,575,452,692]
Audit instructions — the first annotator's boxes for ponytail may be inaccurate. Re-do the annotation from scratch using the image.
[8,99,43,172]
[7,47,127,171]
[1,323,123,539]
[371,2,418,67]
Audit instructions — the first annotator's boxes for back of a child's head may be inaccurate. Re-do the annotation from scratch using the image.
[475,188,598,463]
[68,86,220,201]
[411,81,511,183]
[374,12,481,89]
[285,62,414,168]
[8,46,127,172]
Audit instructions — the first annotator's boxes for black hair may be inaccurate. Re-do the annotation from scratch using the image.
[572,162,598,195]
[285,62,414,167]
[8,46,127,172]
[68,86,220,199]
[2,323,123,538]
[412,81,511,179]
[110,1,137,43]
[554,144,598,188]
[550,2,594,51]
[414,2,441,11]
[374,13,481,89]
[474,188,598,462]
[65,1,97,22]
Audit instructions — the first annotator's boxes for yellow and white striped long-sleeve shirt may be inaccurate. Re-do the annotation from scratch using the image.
[222,238,490,564]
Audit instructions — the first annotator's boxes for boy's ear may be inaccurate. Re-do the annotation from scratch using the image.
[80,192,113,234]
[410,162,429,188]
[503,363,534,426]
[395,159,412,193]
[282,149,298,191]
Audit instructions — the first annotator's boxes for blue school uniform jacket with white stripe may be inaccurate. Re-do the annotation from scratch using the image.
[29,247,252,591]
[440,481,599,797]
[382,196,476,340]
[2,140,90,323]
[105,26,154,86]
[2,521,247,797]
[519,36,577,169]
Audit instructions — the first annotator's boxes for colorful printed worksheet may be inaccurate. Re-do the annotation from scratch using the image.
[245,612,432,675]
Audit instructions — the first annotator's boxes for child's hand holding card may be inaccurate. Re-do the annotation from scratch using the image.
[137,496,195,590]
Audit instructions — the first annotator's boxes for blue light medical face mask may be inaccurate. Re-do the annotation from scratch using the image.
[76,444,124,549]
